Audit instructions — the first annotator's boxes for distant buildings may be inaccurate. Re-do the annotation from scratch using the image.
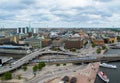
[49,32,58,39]
[17,27,38,34]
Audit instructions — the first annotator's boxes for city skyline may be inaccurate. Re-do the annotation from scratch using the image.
[0,0,120,28]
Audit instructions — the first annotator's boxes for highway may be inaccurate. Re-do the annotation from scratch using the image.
[0,46,77,74]
[0,46,50,74]
[32,56,97,63]
[0,46,120,74]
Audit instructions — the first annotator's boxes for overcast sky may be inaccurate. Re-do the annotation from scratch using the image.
[0,0,120,28]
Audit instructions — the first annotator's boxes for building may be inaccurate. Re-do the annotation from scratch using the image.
[42,39,52,47]
[0,37,10,44]
[52,39,63,47]
[101,34,118,43]
[17,27,38,34]
[64,38,83,49]
[24,37,42,48]
[0,35,22,44]
[108,37,118,43]
[92,39,105,45]
[0,45,31,54]
[17,27,28,34]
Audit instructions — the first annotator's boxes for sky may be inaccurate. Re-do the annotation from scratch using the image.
[0,0,120,28]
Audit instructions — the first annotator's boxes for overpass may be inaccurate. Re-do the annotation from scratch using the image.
[0,47,120,74]
[32,54,120,64]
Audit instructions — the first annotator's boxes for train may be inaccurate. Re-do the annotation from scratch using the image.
[0,45,32,54]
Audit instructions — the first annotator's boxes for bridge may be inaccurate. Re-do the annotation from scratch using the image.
[32,54,120,64]
[0,47,120,74]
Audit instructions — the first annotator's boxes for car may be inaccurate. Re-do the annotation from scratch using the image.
[9,66,12,68]
[12,62,16,65]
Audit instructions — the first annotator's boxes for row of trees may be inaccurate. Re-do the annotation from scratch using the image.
[70,48,76,52]
[32,62,46,75]
[22,62,46,72]
[1,72,12,80]
[0,62,67,80]
[56,63,66,66]
[51,47,60,51]
[96,45,108,54]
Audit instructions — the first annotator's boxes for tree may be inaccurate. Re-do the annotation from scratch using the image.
[96,48,101,54]
[62,76,69,82]
[102,45,106,50]
[63,63,66,66]
[117,36,120,41]
[22,66,27,71]
[37,64,42,70]
[56,64,60,66]
[70,48,76,52]
[70,77,77,83]
[40,62,45,67]
[112,40,114,43]
[92,44,95,48]
[52,47,60,51]
[2,72,12,80]
[33,65,38,72]
[37,62,46,70]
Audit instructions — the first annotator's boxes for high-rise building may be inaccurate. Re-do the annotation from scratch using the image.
[17,27,38,34]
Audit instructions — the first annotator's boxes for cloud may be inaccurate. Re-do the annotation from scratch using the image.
[0,0,119,28]
[20,0,36,5]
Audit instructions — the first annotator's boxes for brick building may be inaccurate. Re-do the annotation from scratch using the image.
[92,39,105,45]
[42,39,52,47]
[64,38,83,49]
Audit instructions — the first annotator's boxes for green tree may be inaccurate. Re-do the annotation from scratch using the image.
[102,45,106,50]
[52,47,60,51]
[96,48,101,54]
[70,48,76,52]
[33,65,38,72]
[63,63,66,66]
[56,64,60,66]
[37,62,46,70]
[40,62,46,67]
[117,36,120,41]
[92,44,95,48]
[2,72,12,80]
[22,66,27,71]
[38,63,42,70]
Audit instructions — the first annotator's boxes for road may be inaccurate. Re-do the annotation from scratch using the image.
[0,46,50,74]
[0,46,119,74]
[27,65,84,83]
